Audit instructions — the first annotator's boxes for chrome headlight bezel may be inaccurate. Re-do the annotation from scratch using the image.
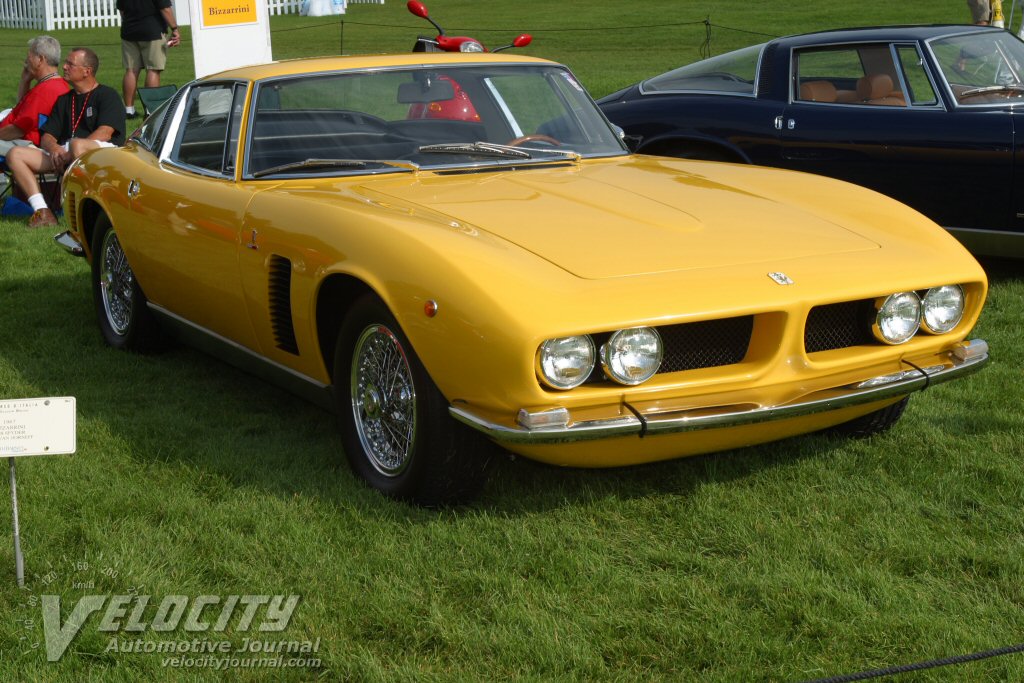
[921,285,965,334]
[600,327,663,386]
[873,292,922,345]
[536,335,596,390]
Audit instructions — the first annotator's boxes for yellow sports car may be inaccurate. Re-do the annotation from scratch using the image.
[56,53,990,504]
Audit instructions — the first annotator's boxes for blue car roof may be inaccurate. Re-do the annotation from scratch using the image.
[773,24,1001,47]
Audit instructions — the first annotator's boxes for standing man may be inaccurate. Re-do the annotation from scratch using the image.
[0,36,70,157]
[5,47,126,228]
[118,0,180,118]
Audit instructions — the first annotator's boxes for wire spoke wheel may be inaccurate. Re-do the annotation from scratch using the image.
[90,213,160,352]
[334,293,494,504]
[350,324,417,477]
[98,229,134,336]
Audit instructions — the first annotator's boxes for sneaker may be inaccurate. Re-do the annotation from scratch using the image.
[27,208,58,228]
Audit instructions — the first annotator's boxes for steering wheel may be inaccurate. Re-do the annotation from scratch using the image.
[506,134,561,147]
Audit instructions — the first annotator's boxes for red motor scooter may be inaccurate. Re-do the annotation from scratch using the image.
[407,1,531,53]
[405,1,533,122]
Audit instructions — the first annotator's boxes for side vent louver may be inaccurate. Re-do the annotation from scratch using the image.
[268,255,299,354]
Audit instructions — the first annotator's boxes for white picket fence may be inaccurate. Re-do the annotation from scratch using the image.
[0,0,382,30]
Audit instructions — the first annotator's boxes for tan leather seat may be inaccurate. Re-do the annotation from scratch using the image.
[855,74,906,106]
[799,80,837,103]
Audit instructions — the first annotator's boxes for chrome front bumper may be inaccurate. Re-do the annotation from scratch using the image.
[450,340,990,445]
[54,230,84,256]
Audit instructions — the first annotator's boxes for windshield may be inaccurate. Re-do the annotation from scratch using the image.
[245,64,625,177]
[641,44,763,95]
[930,31,1024,105]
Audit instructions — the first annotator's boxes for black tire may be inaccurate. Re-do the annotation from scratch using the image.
[832,396,910,438]
[91,214,161,351]
[333,294,493,505]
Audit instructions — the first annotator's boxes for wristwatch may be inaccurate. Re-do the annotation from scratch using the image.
[169,25,178,31]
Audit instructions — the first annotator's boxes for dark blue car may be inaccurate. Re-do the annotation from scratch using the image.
[598,25,1024,258]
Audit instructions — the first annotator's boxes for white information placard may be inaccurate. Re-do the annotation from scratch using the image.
[0,397,76,457]
[187,0,274,78]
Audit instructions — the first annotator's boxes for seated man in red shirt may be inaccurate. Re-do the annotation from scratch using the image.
[0,36,70,157]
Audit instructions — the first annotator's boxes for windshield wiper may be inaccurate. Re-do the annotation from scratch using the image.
[417,142,533,159]
[251,158,418,178]
[960,84,1024,96]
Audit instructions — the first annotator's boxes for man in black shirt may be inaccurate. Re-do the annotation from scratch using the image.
[118,0,180,118]
[5,47,126,228]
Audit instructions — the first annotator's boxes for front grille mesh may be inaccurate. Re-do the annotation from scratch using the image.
[805,299,875,353]
[568,298,882,388]
[659,316,754,372]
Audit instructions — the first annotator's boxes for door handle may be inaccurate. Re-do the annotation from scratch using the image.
[774,115,783,130]
[127,179,140,199]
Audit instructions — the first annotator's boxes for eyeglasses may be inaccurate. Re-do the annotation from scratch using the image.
[63,60,87,70]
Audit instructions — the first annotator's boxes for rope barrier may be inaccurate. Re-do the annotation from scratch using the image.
[0,16,769,52]
[800,642,1024,683]
[327,18,710,33]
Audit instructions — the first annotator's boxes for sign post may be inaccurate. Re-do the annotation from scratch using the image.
[1,397,77,587]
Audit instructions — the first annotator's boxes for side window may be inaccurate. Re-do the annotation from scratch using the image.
[896,45,938,105]
[643,44,761,94]
[795,45,906,106]
[170,83,235,174]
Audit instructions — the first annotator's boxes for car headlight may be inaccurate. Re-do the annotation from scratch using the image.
[600,327,663,385]
[460,41,485,53]
[873,292,921,344]
[921,285,965,334]
[537,335,595,390]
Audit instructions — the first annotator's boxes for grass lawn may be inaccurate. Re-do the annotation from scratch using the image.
[1,1,1023,681]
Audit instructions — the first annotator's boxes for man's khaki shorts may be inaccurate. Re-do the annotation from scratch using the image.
[967,0,991,23]
[122,38,168,71]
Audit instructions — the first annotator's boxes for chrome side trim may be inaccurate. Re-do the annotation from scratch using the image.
[450,341,990,444]
[54,230,85,256]
[148,304,335,412]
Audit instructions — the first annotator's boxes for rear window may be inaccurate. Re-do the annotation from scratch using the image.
[642,44,763,95]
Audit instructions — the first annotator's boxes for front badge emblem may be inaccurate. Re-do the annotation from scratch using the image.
[768,272,794,285]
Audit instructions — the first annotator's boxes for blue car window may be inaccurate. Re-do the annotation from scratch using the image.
[930,31,1024,106]
[642,44,761,95]
[896,45,938,106]
[795,45,906,106]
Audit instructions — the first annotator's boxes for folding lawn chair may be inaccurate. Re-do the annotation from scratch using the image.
[137,85,178,116]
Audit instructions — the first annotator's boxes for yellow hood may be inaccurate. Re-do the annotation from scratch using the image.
[358,157,881,279]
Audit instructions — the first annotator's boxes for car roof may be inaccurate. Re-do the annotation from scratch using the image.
[203,52,558,82]
[773,23,1001,48]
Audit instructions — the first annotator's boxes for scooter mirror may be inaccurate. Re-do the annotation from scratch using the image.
[407,1,429,18]
[513,34,532,48]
